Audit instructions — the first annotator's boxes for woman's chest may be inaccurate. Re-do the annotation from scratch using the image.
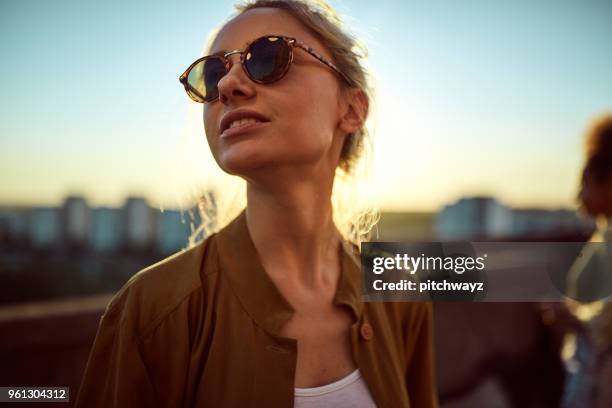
[279,304,358,388]
[171,290,411,407]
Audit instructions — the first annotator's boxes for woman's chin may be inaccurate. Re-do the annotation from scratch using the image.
[216,145,323,177]
[218,155,266,176]
[219,156,304,179]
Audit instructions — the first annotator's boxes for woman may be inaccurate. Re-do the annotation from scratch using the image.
[75,1,438,407]
[561,114,612,408]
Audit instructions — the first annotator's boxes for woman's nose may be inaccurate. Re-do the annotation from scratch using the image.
[217,55,256,105]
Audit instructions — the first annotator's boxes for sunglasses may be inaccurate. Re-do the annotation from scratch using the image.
[179,34,352,103]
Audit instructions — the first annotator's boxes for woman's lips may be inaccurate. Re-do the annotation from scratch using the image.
[220,121,270,139]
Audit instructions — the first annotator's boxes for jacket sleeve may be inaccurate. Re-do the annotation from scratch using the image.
[405,302,439,408]
[75,303,159,408]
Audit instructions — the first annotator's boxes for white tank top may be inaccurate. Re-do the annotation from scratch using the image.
[294,369,377,407]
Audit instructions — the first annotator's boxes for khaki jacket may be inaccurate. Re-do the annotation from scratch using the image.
[76,210,438,407]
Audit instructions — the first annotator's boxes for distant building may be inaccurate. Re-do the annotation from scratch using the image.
[122,197,155,251]
[436,196,594,240]
[511,208,593,237]
[157,209,191,254]
[436,196,513,240]
[3,192,223,254]
[0,208,29,244]
[29,207,61,249]
[61,196,90,248]
[90,207,122,253]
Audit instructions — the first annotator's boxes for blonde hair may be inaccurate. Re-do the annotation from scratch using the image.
[184,0,379,247]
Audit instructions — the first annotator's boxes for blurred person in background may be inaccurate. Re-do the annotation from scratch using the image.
[561,114,612,408]
[75,1,438,407]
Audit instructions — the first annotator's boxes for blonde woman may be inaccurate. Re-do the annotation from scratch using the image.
[76,1,438,407]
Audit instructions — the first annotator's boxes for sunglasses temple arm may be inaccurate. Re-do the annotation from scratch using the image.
[292,41,353,86]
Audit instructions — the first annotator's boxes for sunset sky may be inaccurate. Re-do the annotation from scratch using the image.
[1,0,610,211]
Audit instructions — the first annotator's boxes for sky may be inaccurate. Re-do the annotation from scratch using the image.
[1,0,610,212]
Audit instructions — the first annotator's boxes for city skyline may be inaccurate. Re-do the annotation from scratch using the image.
[0,193,593,251]
[1,0,611,211]
[0,194,198,255]
[0,190,587,213]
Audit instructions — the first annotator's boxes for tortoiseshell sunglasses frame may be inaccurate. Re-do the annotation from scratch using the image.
[179,34,353,103]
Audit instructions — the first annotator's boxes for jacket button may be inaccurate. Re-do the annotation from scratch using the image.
[360,322,373,340]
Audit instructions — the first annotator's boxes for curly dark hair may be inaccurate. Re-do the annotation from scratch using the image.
[583,114,612,185]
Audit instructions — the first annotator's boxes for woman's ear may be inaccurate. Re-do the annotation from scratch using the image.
[339,88,368,135]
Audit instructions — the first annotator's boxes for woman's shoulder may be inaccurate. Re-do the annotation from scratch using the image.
[101,233,219,336]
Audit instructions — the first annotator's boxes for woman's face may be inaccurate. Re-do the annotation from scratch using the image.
[203,8,348,180]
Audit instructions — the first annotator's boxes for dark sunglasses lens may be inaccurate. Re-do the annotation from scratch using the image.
[244,36,291,83]
[187,57,226,102]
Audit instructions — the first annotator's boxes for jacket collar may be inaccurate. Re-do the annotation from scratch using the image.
[215,209,364,337]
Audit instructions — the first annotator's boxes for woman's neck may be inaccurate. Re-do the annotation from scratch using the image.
[245,181,342,289]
